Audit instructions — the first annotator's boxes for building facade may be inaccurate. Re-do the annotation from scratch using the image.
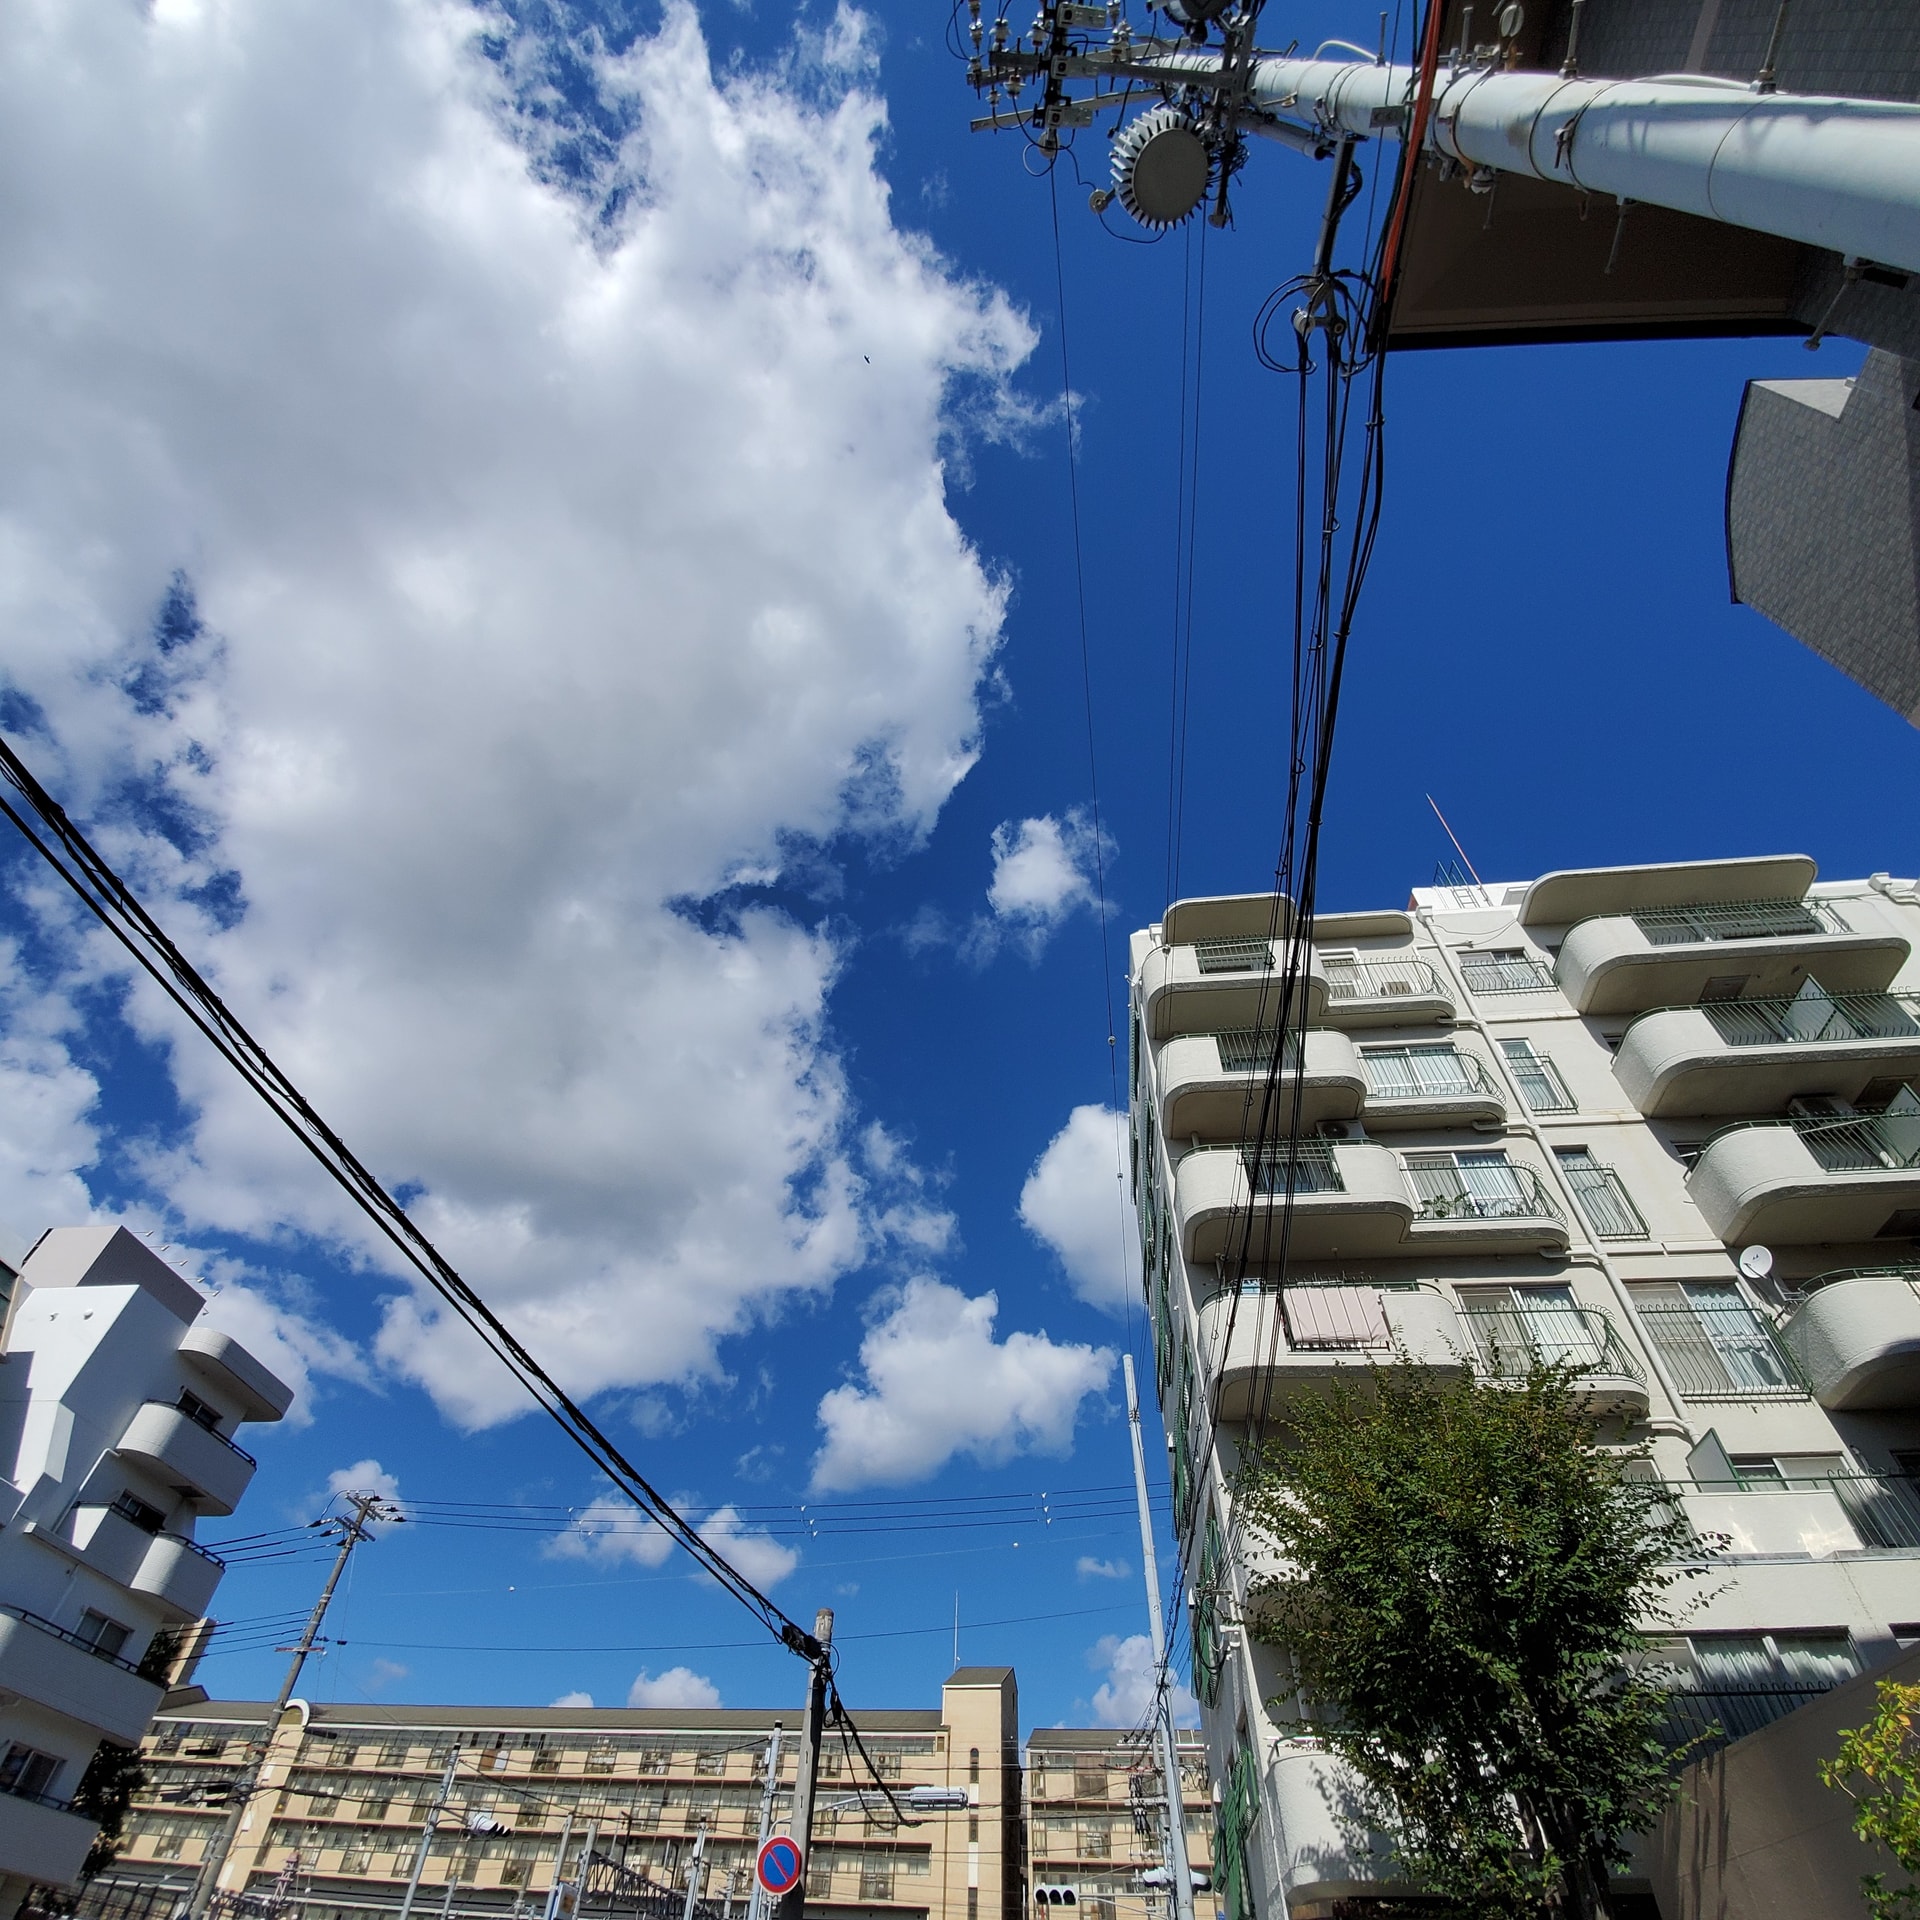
[1128,857,1920,1918]
[0,1226,293,1906]
[92,1671,1021,1920]
[1021,1728,1210,1920]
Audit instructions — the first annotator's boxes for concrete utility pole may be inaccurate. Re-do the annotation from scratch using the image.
[397,1748,463,1920]
[680,1822,709,1920]
[771,1610,834,1920]
[745,1723,784,1920]
[186,1490,403,1920]
[1123,1356,1196,1920]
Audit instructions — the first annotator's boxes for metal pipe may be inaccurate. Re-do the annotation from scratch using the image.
[398,1750,461,1920]
[1147,52,1920,274]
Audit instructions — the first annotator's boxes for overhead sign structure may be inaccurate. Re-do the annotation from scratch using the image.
[757,1837,805,1897]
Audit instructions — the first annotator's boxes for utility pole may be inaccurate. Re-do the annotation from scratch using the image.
[771,1610,833,1920]
[1123,1357,1196,1920]
[745,1723,783,1920]
[186,1490,403,1920]
[398,1749,462,1920]
[680,1822,709,1920]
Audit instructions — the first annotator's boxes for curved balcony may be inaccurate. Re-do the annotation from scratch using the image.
[1318,956,1456,1030]
[1779,1269,1920,1409]
[118,1401,257,1517]
[1171,1141,1413,1263]
[1137,939,1328,1042]
[1358,1047,1505,1131]
[1688,1115,1920,1244]
[1156,1029,1363,1139]
[1402,1159,1570,1254]
[0,1606,163,1745]
[1196,1284,1467,1419]
[1556,899,1906,1016]
[130,1532,225,1623]
[0,1785,95,1891]
[1615,992,1920,1118]
[1459,1303,1649,1413]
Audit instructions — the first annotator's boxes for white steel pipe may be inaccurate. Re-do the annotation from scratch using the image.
[1161,53,1920,275]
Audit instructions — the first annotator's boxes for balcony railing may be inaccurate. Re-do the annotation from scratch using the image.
[0,1601,150,1677]
[1176,1141,1346,1196]
[138,1400,257,1467]
[159,1534,226,1570]
[1691,989,1920,1048]
[1407,1162,1565,1226]
[1698,1112,1920,1174]
[1324,958,1446,1002]
[1194,939,1274,975]
[1660,1686,1834,1757]
[1560,1161,1649,1239]
[1633,1304,1807,1400]
[1211,1029,1300,1074]
[1360,1050,1499,1103]
[1460,951,1557,994]
[1784,1263,1920,1302]
[1629,897,1847,946]
[1679,1471,1920,1551]
[1460,1304,1643,1383]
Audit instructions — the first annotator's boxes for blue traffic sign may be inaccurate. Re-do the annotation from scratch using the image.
[757,1837,804,1896]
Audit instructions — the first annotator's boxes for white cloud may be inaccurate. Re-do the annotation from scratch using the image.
[1019,1107,1141,1314]
[326,1458,405,1529]
[545,1494,796,1587]
[0,0,1032,1425]
[628,1667,722,1709]
[974,812,1106,958]
[811,1277,1113,1491]
[1088,1633,1199,1729]
[0,941,99,1253]
[696,1504,799,1589]
[1076,1555,1128,1580]
[194,1274,366,1428]
[551,1690,595,1709]
[368,1658,411,1690]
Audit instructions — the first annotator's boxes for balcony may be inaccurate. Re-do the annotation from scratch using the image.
[118,1401,257,1518]
[0,1605,164,1745]
[1615,991,1920,1118]
[1459,1304,1648,1413]
[1555,897,1906,1016]
[129,1531,224,1621]
[1778,1269,1920,1409]
[1318,956,1456,1029]
[1137,938,1328,1042]
[1171,1140,1413,1262]
[0,1783,95,1890]
[1359,1047,1504,1130]
[1676,1473,1920,1556]
[1156,1028,1363,1139]
[1402,1158,1570,1254]
[1688,1113,1920,1244]
[1196,1284,1467,1418]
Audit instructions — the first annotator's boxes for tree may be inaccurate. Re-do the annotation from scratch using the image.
[72,1740,146,1882]
[1819,1679,1920,1920]
[1235,1358,1698,1920]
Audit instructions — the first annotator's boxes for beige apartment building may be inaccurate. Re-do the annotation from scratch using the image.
[87,1670,1020,1920]
[1021,1728,1210,1920]
[1129,856,1920,1919]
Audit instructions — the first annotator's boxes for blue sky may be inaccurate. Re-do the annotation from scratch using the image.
[0,0,1915,1736]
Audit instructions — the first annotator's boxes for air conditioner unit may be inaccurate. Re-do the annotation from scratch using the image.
[1316,1120,1353,1139]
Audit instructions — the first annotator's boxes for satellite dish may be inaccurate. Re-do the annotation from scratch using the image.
[1738,1245,1774,1282]
[1112,108,1211,231]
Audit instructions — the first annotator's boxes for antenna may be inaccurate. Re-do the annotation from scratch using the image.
[1425,795,1491,906]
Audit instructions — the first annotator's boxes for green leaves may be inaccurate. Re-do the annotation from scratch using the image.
[1820,1679,1920,1920]
[1237,1358,1694,1919]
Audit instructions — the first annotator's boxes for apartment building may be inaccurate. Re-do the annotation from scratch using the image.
[89,1670,1022,1920]
[1128,856,1920,1920]
[0,1226,293,1908]
[1022,1728,1210,1920]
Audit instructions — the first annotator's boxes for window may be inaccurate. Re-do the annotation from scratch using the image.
[1457,1285,1600,1371]
[1360,1044,1485,1101]
[1555,1147,1648,1238]
[1458,948,1554,994]
[1630,1283,1800,1398]
[1194,938,1272,975]
[0,1744,62,1801]
[859,1856,896,1901]
[584,1739,617,1774]
[693,1748,723,1776]
[969,1747,980,1784]
[1499,1038,1574,1113]
[175,1389,223,1433]
[111,1490,167,1533]
[1073,1764,1107,1800]
[75,1609,131,1659]
[1082,1820,1112,1859]
[1404,1149,1551,1222]
[377,1738,412,1768]
[359,1793,391,1821]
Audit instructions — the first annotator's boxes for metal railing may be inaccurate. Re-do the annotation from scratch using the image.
[1784,1263,1920,1302]
[1242,1141,1343,1196]
[1697,1111,1920,1174]
[1194,938,1274,975]
[1459,951,1557,994]
[1660,1686,1834,1756]
[1677,1471,1920,1551]
[156,1533,227,1570]
[1211,1028,1300,1074]
[139,1399,258,1467]
[1323,957,1448,1002]
[1460,1304,1643,1382]
[1360,1049,1499,1103]
[1627,896,1847,946]
[1633,1303,1807,1400]
[0,1775,77,1815]
[1407,1161,1565,1226]
[1693,989,1920,1048]
[0,1599,151,1676]
[1559,1159,1648,1239]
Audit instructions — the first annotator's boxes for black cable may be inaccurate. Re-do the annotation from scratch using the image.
[0,735,824,1668]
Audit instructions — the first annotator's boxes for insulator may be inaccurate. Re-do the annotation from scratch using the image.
[968,57,983,83]
[1110,106,1211,229]
[992,17,1009,48]
[971,17,983,43]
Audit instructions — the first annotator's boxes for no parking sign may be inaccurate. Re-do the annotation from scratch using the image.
[757,1836,805,1898]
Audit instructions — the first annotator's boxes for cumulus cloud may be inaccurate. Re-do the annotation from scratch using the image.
[546,1494,796,1586]
[1076,1555,1128,1580]
[326,1458,406,1530]
[972,812,1107,959]
[551,1690,595,1708]
[1088,1633,1199,1729]
[195,1274,366,1428]
[0,0,1031,1424]
[811,1277,1113,1491]
[1019,1107,1141,1313]
[628,1667,722,1708]
[368,1658,411,1690]
[0,941,100,1251]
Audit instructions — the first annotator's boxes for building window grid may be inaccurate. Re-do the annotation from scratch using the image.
[1554,1148,1649,1239]
[1499,1038,1575,1113]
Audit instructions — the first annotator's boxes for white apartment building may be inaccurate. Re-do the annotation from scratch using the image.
[1127,856,1920,1920]
[0,1226,292,1907]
